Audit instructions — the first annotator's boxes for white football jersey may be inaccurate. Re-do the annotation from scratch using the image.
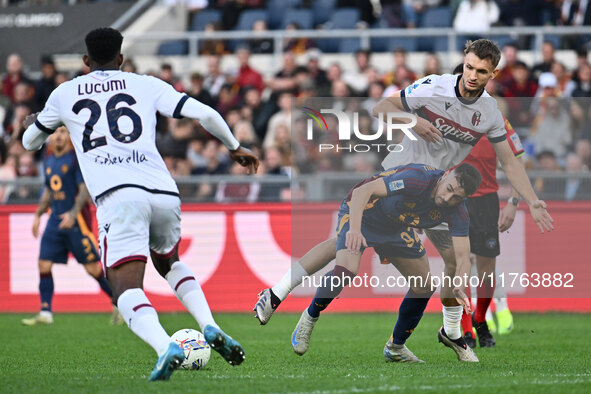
[381,74,506,171]
[35,70,188,201]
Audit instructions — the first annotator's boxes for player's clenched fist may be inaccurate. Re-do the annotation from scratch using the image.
[345,229,367,254]
[230,146,259,175]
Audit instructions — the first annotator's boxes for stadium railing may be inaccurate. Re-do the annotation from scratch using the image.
[2,172,590,203]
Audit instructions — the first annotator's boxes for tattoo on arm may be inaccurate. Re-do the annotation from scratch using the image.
[425,229,453,250]
[35,188,51,217]
[70,183,90,217]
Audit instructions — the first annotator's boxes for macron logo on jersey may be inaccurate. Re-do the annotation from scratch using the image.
[388,180,405,192]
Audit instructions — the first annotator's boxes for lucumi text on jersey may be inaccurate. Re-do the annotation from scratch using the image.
[78,80,127,95]
[93,149,147,165]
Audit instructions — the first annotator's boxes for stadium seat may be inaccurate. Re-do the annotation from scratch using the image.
[388,37,418,52]
[456,35,472,51]
[267,0,301,29]
[266,0,301,9]
[329,8,360,29]
[431,37,449,52]
[491,35,516,50]
[316,8,361,52]
[189,9,221,31]
[312,0,337,26]
[578,35,591,49]
[418,7,452,51]
[316,38,339,53]
[371,14,390,29]
[157,40,188,55]
[419,7,452,28]
[530,34,562,50]
[281,9,313,30]
[234,9,268,31]
[371,37,418,52]
[338,38,362,53]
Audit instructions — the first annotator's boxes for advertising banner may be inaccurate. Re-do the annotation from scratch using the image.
[1,202,590,313]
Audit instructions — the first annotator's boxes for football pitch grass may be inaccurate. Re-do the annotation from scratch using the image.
[1,312,590,393]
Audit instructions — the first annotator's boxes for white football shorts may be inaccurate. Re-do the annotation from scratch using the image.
[96,188,181,269]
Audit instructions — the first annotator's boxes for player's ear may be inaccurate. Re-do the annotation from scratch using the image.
[117,54,124,68]
[490,68,499,80]
[82,55,90,68]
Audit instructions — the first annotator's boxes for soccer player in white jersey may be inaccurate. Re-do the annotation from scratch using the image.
[254,39,554,362]
[22,28,259,381]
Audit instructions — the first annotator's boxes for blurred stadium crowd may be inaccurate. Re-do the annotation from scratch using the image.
[1,0,591,203]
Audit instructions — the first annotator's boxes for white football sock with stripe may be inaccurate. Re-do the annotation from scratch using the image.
[442,305,463,340]
[117,288,170,356]
[272,261,308,301]
[166,261,217,331]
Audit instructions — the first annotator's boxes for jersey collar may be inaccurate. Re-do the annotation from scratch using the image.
[455,75,484,105]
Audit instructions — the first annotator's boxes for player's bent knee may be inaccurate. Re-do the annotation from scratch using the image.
[410,286,434,298]
[440,297,459,307]
[83,261,102,278]
[106,260,146,303]
[38,260,53,274]
[150,247,180,278]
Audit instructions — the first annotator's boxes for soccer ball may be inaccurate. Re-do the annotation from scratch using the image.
[170,328,211,370]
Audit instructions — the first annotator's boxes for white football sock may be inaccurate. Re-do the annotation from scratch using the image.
[117,288,170,356]
[485,307,494,322]
[442,305,463,340]
[272,261,308,301]
[493,270,507,298]
[494,297,509,312]
[469,261,478,305]
[166,261,218,331]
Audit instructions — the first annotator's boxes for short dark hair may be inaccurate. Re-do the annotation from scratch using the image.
[85,27,123,65]
[356,49,371,58]
[536,150,556,161]
[453,163,482,197]
[464,39,501,68]
[452,63,463,74]
[513,60,528,70]
[40,55,54,66]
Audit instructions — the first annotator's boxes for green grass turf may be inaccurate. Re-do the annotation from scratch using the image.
[1,312,591,393]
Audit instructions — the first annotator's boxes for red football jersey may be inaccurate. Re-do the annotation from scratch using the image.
[460,117,524,197]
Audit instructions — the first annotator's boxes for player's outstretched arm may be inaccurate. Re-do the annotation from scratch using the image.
[451,236,472,314]
[373,90,405,116]
[494,139,554,233]
[180,98,258,173]
[32,187,51,238]
[22,112,51,151]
